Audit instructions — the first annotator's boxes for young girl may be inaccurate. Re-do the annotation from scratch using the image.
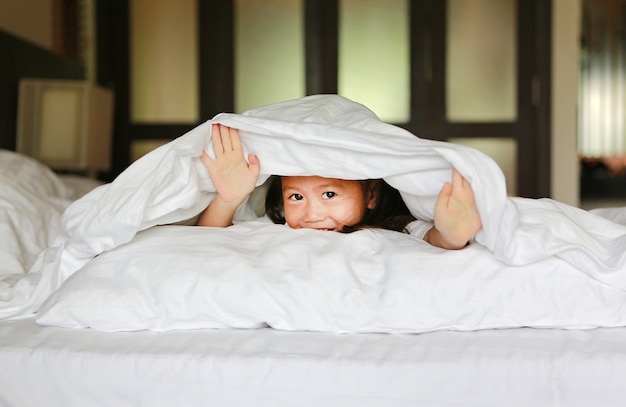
[196,124,482,250]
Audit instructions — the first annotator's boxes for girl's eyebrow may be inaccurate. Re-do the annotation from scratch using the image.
[319,183,347,190]
[315,179,347,188]
[282,180,347,192]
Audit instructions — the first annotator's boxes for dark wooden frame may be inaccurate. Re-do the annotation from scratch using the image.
[52,0,81,61]
[96,0,551,197]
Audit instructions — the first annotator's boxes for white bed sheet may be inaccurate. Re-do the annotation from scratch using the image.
[1,318,626,407]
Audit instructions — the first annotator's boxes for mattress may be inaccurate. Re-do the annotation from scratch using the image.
[2,318,626,406]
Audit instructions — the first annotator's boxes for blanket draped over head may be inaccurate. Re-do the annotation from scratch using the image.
[2,95,626,329]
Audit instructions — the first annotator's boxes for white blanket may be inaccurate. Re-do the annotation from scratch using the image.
[3,95,626,330]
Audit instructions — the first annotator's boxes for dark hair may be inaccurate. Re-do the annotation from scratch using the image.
[264,176,416,233]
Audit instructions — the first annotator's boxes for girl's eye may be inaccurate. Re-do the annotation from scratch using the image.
[322,191,336,199]
[288,193,303,201]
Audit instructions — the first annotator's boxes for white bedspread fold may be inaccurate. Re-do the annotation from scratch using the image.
[3,94,626,321]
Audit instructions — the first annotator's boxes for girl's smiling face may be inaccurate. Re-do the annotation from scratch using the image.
[281,176,377,231]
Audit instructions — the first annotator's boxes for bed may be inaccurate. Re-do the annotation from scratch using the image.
[2,92,626,406]
[3,28,626,407]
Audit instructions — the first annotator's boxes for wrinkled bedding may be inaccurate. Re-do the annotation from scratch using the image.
[36,223,626,333]
[3,95,626,333]
[0,150,99,309]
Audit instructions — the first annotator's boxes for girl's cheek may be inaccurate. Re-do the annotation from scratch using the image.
[283,207,296,226]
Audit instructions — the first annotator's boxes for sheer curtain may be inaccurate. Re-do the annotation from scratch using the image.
[578,0,626,168]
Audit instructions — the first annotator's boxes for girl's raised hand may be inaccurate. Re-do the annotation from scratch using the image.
[200,124,260,207]
[431,168,482,249]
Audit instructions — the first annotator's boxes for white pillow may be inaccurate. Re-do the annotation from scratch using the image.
[0,149,70,198]
[0,150,71,277]
[36,223,626,333]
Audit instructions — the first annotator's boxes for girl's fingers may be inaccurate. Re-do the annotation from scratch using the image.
[438,182,452,202]
[229,126,243,152]
[212,124,244,155]
[221,125,234,152]
[451,168,463,189]
[212,124,225,155]
[200,151,212,165]
[451,168,474,198]
[247,153,259,166]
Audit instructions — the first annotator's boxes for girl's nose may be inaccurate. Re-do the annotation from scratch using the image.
[304,200,325,222]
